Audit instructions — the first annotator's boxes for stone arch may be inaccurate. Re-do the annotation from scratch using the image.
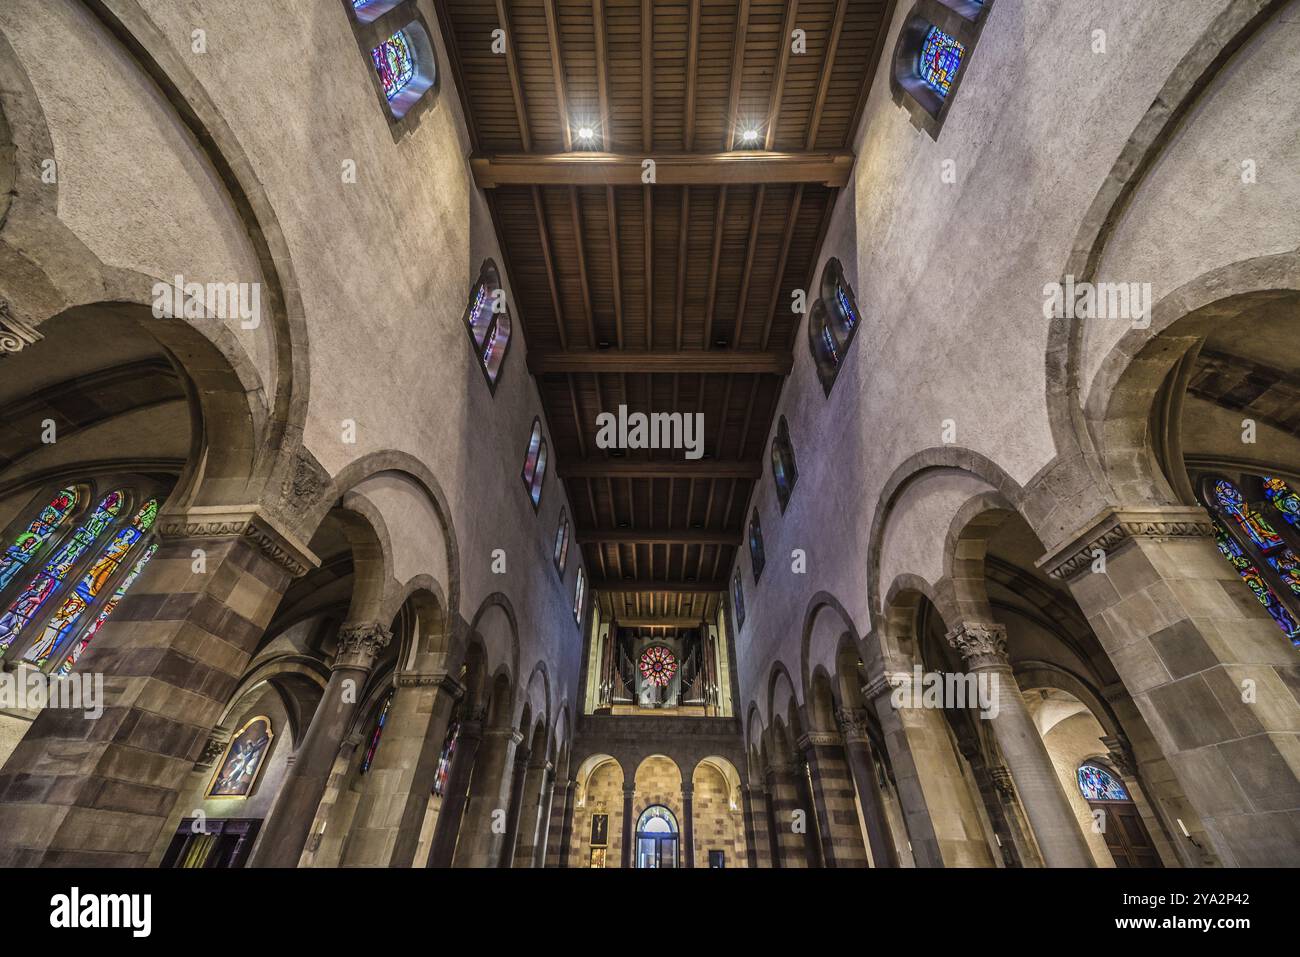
[799,591,864,711]
[221,654,330,748]
[382,576,451,659]
[806,666,838,733]
[466,593,521,703]
[944,489,1021,623]
[765,660,800,733]
[1013,661,1122,740]
[1045,0,1292,460]
[330,501,391,628]
[1083,256,1300,504]
[877,573,958,672]
[520,660,552,745]
[329,452,462,628]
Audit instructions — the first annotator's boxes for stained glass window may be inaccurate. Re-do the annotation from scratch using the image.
[522,420,547,508]
[554,508,571,573]
[360,691,394,774]
[0,487,78,592]
[1264,476,1300,529]
[573,566,586,624]
[771,418,799,512]
[1215,524,1300,643]
[24,499,158,668]
[464,262,511,386]
[58,543,158,676]
[466,282,492,347]
[1214,479,1283,550]
[433,720,459,797]
[0,490,125,654]
[639,646,678,687]
[749,510,766,583]
[1077,763,1129,801]
[835,286,858,335]
[732,568,745,629]
[372,31,415,102]
[918,26,965,98]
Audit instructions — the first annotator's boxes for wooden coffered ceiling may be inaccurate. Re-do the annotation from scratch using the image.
[435,0,893,624]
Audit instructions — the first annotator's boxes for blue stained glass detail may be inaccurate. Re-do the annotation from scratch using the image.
[1078,764,1129,801]
[372,31,415,101]
[918,26,965,98]
[0,487,78,592]
[1264,476,1300,529]
[1215,525,1300,644]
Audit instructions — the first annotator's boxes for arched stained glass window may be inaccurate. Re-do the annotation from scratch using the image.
[0,490,125,654]
[0,487,78,592]
[748,509,766,583]
[372,30,416,102]
[1264,476,1300,529]
[1215,527,1299,641]
[360,690,394,774]
[24,499,158,668]
[433,720,459,797]
[732,568,745,630]
[1077,763,1129,801]
[522,418,547,509]
[573,566,586,625]
[771,417,799,513]
[554,508,571,574]
[1214,479,1283,550]
[464,261,512,390]
[918,26,965,98]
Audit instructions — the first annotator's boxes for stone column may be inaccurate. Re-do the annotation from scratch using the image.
[620,783,635,868]
[864,670,993,867]
[740,785,769,867]
[426,718,482,867]
[498,742,532,867]
[453,726,521,867]
[1039,506,1300,867]
[341,671,462,867]
[543,780,574,868]
[0,508,315,867]
[531,765,557,868]
[510,758,550,867]
[946,621,1093,867]
[763,760,809,868]
[835,707,898,867]
[681,783,695,868]
[251,621,392,868]
[800,731,869,867]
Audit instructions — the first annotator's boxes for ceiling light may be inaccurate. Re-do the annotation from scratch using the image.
[741,129,759,144]
[577,126,595,141]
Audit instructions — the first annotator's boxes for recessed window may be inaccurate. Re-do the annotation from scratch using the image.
[917,26,965,98]
[771,416,799,513]
[573,566,586,624]
[521,418,548,510]
[748,509,766,583]
[463,260,512,392]
[351,0,402,24]
[731,568,746,630]
[554,508,571,574]
[369,22,436,119]
[890,1,990,138]
[808,258,862,396]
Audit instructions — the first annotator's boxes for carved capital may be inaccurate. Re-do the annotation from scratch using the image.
[988,765,1016,798]
[946,622,1009,669]
[334,621,393,671]
[156,505,320,577]
[1037,506,1214,581]
[834,706,870,742]
[0,299,42,356]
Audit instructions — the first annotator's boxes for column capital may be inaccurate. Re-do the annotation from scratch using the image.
[946,621,1009,669]
[0,298,42,356]
[834,706,871,743]
[334,622,393,671]
[194,733,229,770]
[1037,505,1214,581]
[680,783,694,799]
[155,504,320,577]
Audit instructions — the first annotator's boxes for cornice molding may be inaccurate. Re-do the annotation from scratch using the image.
[1037,507,1213,581]
[156,504,320,577]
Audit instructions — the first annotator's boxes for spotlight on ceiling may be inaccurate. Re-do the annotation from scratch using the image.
[577,126,595,142]
[741,128,760,145]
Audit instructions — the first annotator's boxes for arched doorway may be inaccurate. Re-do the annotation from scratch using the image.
[635,805,679,869]
[1076,761,1160,868]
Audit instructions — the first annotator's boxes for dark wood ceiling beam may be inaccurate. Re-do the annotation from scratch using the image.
[577,529,742,546]
[807,0,849,150]
[613,616,709,628]
[558,459,761,479]
[470,151,854,188]
[765,0,800,150]
[542,0,571,151]
[495,0,531,151]
[528,350,791,374]
[724,0,752,150]
[760,185,803,350]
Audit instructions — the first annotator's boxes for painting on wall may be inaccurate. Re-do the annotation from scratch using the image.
[590,812,609,847]
[206,716,274,798]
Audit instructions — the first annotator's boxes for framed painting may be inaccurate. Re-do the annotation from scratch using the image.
[590,812,609,847]
[206,716,273,798]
